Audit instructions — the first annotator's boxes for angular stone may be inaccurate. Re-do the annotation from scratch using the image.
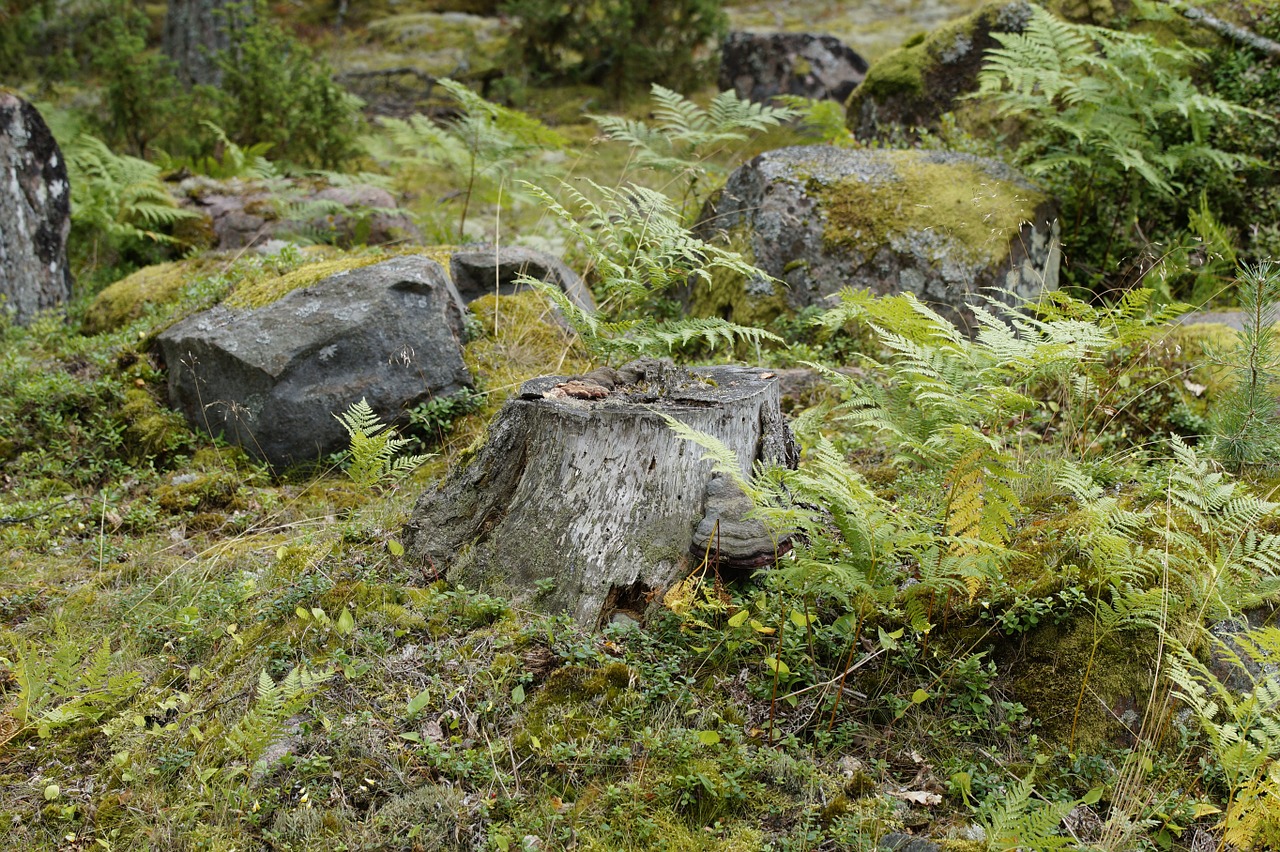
[0,93,72,324]
[157,256,472,468]
[449,244,595,313]
[719,31,868,104]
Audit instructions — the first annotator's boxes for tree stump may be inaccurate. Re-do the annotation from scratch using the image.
[402,359,798,627]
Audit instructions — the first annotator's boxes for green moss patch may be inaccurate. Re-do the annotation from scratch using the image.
[814,150,1043,266]
[80,258,221,335]
[998,618,1158,751]
[686,228,790,328]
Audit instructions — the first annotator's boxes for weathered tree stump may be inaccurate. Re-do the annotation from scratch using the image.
[403,359,798,627]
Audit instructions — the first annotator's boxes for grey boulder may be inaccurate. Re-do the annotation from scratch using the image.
[450,244,596,312]
[0,93,71,324]
[691,145,1060,332]
[719,31,868,104]
[157,256,472,468]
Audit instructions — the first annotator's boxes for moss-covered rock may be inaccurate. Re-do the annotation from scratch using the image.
[995,617,1158,751]
[80,258,219,335]
[693,145,1059,332]
[845,0,1036,141]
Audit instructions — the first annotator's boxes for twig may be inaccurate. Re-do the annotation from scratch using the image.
[778,646,883,703]
[1168,1,1280,59]
[0,494,82,525]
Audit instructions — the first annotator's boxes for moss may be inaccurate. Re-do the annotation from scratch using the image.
[998,617,1158,751]
[119,387,190,459]
[80,258,219,335]
[939,841,987,852]
[859,42,929,99]
[153,470,245,514]
[813,150,1044,267]
[223,246,455,310]
[687,228,789,327]
[517,663,641,751]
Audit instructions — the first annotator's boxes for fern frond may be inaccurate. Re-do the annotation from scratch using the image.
[335,398,430,489]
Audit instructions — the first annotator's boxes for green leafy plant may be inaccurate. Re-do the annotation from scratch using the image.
[334,398,431,489]
[366,78,567,240]
[593,85,796,218]
[972,3,1263,291]
[526,180,782,363]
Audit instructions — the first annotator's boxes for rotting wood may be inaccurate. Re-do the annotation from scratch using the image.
[402,358,798,627]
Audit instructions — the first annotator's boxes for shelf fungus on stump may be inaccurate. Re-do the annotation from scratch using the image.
[402,358,798,627]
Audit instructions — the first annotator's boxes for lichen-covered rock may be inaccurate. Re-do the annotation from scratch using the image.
[157,256,472,468]
[718,31,868,104]
[176,177,422,250]
[0,92,72,324]
[692,145,1059,332]
[450,244,596,312]
[844,0,1034,141]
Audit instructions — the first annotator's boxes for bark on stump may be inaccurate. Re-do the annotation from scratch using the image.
[403,359,798,627]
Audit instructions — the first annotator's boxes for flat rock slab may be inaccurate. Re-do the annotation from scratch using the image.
[157,256,472,468]
[403,359,798,627]
[0,93,71,324]
[693,145,1060,332]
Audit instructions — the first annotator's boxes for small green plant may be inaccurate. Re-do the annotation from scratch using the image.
[405,389,484,452]
[334,398,431,489]
[1209,260,1280,469]
[366,78,567,240]
[1167,626,1280,850]
[222,666,332,772]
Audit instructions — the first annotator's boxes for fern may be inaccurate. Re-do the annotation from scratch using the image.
[523,180,782,363]
[335,398,431,489]
[5,635,141,740]
[365,79,567,239]
[64,133,199,247]
[980,770,1076,850]
[155,120,279,180]
[1167,627,1280,849]
[593,85,796,218]
[224,666,331,771]
[971,2,1264,274]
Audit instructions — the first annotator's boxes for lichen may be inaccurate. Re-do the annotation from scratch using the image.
[812,150,1044,267]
